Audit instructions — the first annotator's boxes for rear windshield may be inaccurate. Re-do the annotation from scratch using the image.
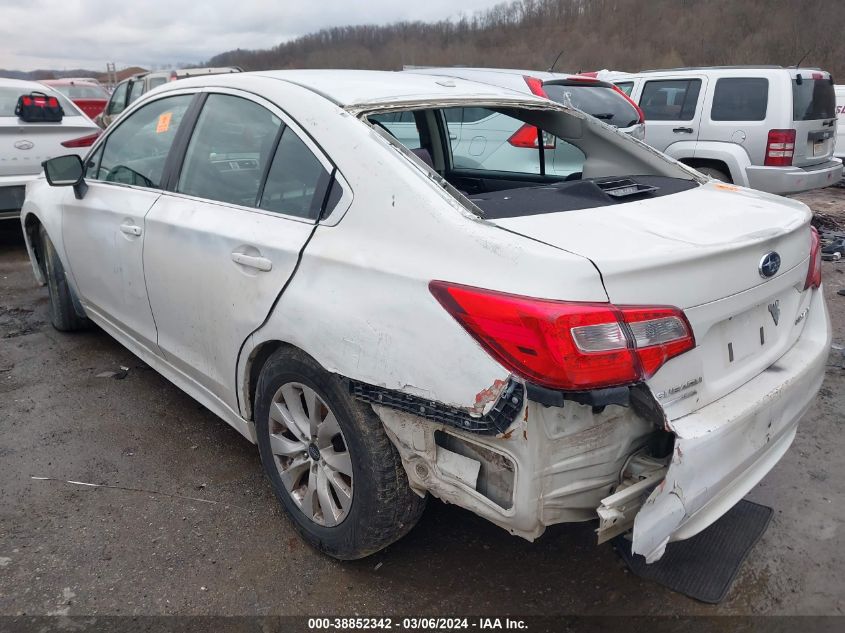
[0,86,78,117]
[53,83,109,100]
[543,83,640,128]
[793,77,835,121]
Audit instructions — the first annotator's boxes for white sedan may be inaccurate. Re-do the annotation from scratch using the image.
[1,78,100,220]
[21,70,830,562]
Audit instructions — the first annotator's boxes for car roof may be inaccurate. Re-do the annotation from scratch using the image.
[156,69,551,108]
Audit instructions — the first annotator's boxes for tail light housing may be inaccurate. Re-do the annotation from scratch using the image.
[430,281,695,391]
[805,226,822,290]
[508,125,556,149]
[61,131,101,148]
[765,129,796,167]
[523,75,549,98]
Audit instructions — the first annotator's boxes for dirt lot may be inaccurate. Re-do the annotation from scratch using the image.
[1,188,844,617]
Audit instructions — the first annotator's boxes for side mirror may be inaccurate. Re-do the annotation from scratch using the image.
[43,155,87,199]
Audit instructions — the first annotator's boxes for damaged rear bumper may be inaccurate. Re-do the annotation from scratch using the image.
[628,289,830,562]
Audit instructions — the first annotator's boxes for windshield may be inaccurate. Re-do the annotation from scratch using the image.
[0,86,78,116]
[53,83,109,100]
[543,83,640,128]
[793,77,835,121]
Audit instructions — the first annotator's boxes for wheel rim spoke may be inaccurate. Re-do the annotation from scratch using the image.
[325,466,353,512]
[269,432,306,457]
[278,455,309,493]
[316,465,341,527]
[317,411,341,445]
[299,465,319,519]
[322,447,353,477]
[279,384,311,441]
[301,385,323,438]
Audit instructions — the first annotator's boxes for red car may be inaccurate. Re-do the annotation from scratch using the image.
[41,79,109,120]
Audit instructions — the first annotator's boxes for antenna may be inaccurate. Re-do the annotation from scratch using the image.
[547,49,565,73]
[795,48,812,68]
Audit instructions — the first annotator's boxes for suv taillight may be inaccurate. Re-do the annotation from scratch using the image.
[765,129,796,167]
[805,226,822,290]
[61,131,101,148]
[523,75,549,98]
[430,281,695,391]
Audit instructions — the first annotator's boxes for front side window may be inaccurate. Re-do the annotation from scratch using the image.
[91,94,193,188]
[640,79,702,121]
[107,81,128,115]
[259,128,331,219]
[177,94,283,207]
[710,78,768,121]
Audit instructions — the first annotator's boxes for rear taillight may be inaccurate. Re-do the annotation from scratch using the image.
[523,75,549,98]
[805,225,822,290]
[508,124,556,149]
[765,129,796,167]
[611,84,646,123]
[61,131,101,148]
[429,281,695,391]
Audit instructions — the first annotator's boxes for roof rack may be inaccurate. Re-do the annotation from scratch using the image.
[637,65,785,73]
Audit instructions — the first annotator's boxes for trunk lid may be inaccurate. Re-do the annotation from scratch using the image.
[491,181,813,416]
[789,69,837,167]
[0,115,97,177]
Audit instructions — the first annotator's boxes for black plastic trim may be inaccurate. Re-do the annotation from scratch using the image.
[526,382,631,408]
[350,379,524,435]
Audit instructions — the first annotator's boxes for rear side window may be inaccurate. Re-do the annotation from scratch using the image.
[710,78,769,121]
[615,82,634,96]
[91,94,193,188]
[177,94,283,207]
[793,76,835,121]
[259,128,331,219]
[640,79,702,121]
[543,83,640,128]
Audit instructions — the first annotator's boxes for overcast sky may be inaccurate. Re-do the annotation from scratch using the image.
[0,0,503,71]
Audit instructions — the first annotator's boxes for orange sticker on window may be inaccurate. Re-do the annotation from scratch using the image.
[156,112,173,134]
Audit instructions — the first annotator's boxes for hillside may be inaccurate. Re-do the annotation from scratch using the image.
[207,0,845,79]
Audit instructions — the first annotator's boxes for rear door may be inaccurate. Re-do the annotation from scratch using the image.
[789,70,837,166]
[143,90,336,409]
[637,76,707,153]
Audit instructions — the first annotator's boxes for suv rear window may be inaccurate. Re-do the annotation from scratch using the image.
[793,76,835,121]
[543,83,640,128]
[710,78,768,121]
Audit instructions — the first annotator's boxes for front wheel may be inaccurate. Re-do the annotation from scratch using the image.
[254,347,426,559]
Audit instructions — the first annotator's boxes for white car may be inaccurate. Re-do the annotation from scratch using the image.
[1,78,100,220]
[609,66,842,194]
[22,70,830,563]
[834,84,845,160]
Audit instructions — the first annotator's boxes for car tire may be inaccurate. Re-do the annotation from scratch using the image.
[697,166,732,183]
[39,226,90,332]
[255,346,426,560]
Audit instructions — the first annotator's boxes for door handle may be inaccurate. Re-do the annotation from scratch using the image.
[231,252,273,272]
[119,222,142,237]
[673,127,694,134]
[449,133,458,140]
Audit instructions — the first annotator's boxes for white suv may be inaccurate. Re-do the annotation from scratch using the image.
[611,66,842,193]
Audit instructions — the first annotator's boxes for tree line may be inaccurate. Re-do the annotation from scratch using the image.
[206,0,844,79]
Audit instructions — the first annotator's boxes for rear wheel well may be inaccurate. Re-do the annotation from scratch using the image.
[679,158,733,182]
[245,340,286,420]
[23,214,47,279]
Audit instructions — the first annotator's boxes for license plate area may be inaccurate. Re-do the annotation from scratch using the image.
[719,292,791,367]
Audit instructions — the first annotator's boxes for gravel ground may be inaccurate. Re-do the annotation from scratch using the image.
[1,187,843,617]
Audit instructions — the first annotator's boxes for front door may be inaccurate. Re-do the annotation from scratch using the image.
[143,91,334,409]
[62,92,195,352]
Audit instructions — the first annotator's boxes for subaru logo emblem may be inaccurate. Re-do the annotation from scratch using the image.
[759,252,781,278]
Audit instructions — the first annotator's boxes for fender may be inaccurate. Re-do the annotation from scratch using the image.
[687,141,752,188]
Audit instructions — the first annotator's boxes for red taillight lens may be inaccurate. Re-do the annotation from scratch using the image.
[430,281,695,391]
[61,131,101,148]
[805,226,822,290]
[508,124,556,149]
[765,129,796,167]
[523,75,549,98]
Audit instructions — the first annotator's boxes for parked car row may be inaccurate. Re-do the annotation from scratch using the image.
[21,69,830,564]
